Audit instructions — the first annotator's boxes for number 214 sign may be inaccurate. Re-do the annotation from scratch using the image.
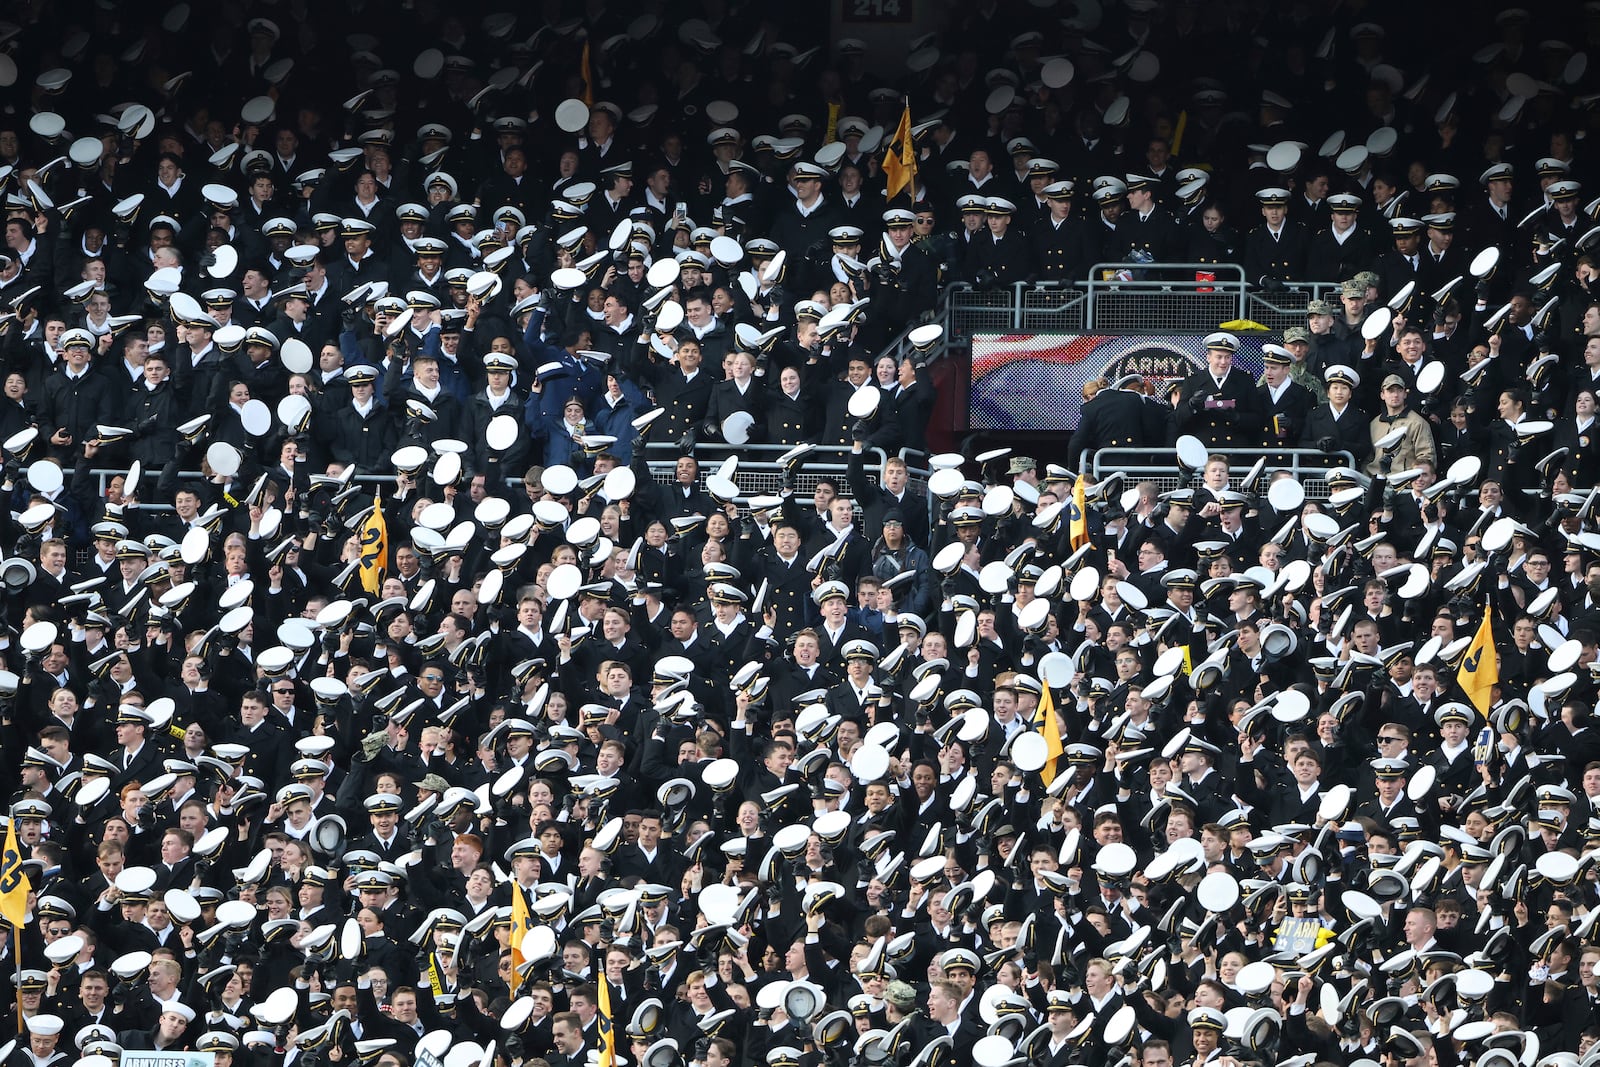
[843,0,911,23]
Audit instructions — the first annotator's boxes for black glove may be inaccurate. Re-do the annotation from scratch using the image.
[741,516,758,538]
[1379,453,1393,474]
[782,467,797,492]
[851,420,866,443]
[1260,276,1284,292]
[631,434,646,454]
[1317,436,1336,452]
[677,429,696,452]
[1475,278,1492,300]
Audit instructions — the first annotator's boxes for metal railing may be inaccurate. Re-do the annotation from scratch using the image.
[1082,263,1249,335]
[947,282,1032,333]
[77,445,935,567]
[76,311,953,565]
[87,444,929,519]
[1246,281,1345,334]
[636,443,930,505]
[947,270,1348,336]
[1085,446,1357,500]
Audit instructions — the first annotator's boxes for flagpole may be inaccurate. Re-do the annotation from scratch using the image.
[3,817,30,1035]
[906,97,916,206]
[12,920,21,1035]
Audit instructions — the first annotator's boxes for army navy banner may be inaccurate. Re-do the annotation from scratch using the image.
[969,332,1270,431]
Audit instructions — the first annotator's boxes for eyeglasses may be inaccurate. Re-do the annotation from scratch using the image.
[273,688,295,695]
[1377,736,1403,744]
[422,674,444,682]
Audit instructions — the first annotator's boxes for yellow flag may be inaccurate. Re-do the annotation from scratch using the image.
[1034,683,1065,787]
[1460,606,1499,715]
[0,817,31,929]
[358,489,388,596]
[1069,476,1089,552]
[581,41,595,107]
[509,883,532,995]
[884,101,917,201]
[597,972,617,1067]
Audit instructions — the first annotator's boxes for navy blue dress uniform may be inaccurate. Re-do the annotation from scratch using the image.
[767,163,844,270]
[324,219,388,296]
[1110,175,1181,264]
[1554,412,1600,487]
[468,354,532,474]
[1241,188,1309,286]
[1375,217,1427,301]
[329,365,395,470]
[123,373,180,471]
[44,332,114,453]
[863,214,939,349]
[109,707,163,791]
[1425,705,1481,797]
[1069,375,1159,460]
[765,380,815,445]
[1258,346,1318,448]
[629,354,715,445]
[389,236,453,304]
[1352,758,1433,837]
[1305,194,1378,281]
[701,376,768,444]
[1415,213,1470,296]
[736,533,819,640]
[967,199,1031,288]
[345,795,415,862]
[1300,365,1374,468]
[1461,164,1518,260]
[1174,333,1268,448]
[1545,180,1595,249]
[1028,182,1097,282]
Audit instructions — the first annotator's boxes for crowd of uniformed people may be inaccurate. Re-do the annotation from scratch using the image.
[0,7,1599,1067]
